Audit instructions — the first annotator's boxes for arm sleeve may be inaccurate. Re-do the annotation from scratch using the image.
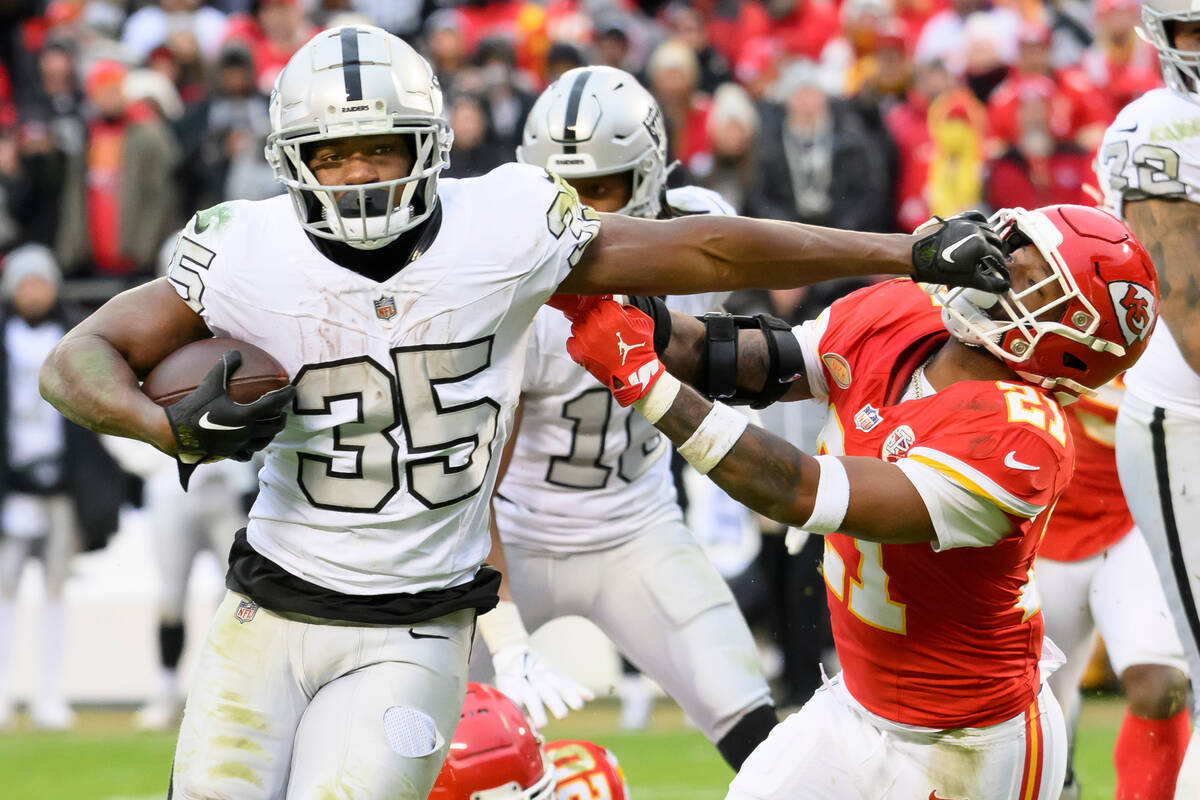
[894,457,1013,550]
[791,309,832,402]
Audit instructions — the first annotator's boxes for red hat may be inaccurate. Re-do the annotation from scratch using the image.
[85,59,126,97]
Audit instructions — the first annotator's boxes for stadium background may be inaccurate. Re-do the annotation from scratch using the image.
[0,0,1149,797]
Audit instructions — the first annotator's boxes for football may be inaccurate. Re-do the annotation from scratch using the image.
[141,337,290,407]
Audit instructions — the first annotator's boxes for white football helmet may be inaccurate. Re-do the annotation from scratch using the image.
[1140,0,1200,98]
[517,66,671,218]
[265,25,452,249]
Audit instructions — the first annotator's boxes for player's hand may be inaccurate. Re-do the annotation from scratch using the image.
[547,293,610,320]
[566,300,666,407]
[911,211,1011,293]
[164,350,295,464]
[492,644,594,728]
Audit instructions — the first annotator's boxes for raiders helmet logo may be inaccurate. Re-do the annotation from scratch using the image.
[1107,281,1155,347]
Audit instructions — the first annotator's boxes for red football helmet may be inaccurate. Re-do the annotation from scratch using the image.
[545,740,629,800]
[934,204,1159,401]
[429,683,555,800]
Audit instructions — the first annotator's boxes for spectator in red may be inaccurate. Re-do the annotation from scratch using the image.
[222,0,315,95]
[1080,0,1162,116]
[766,0,842,61]
[693,0,771,65]
[692,82,761,212]
[885,58,955,231]
[646,38,712,174]
[83,60,181,281]
[734,36,781,102]
[988,22,1110,153]
[984,75,1092,211]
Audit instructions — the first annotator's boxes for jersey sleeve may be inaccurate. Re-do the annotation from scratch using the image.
[506,164,601,298]
[1096,90,1200,214]
[896,383,1072,550]
[791,310,832,402]
[165,202,254,335]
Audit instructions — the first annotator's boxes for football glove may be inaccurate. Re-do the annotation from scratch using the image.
[547,293,610,320]
[492,644,593,729]
[165,350,294,488]
[566,300,666,407]
[911,211,1011,293]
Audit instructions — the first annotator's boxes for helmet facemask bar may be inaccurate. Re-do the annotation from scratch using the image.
[933,208,1126,392]
[1139,6,1200,99]
[269,115,451,249]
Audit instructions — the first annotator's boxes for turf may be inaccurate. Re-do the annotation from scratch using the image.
[0,696,1125,799]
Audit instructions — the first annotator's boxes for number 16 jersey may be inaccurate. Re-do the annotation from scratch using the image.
[165,164,598,599]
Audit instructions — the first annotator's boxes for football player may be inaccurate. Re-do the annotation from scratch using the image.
[38,25,1008,799]
[1035,378,1190,800]
[558,204,1159,799]
[429,682,629,800]
[475,65,776,769]
[1096,3,1200,795]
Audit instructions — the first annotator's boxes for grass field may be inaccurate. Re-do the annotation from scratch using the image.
[0,696,1125,799]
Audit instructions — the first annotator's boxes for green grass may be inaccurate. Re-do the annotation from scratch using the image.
[0,697,1124,799]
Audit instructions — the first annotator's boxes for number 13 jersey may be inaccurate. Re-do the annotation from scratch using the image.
[795,280,1075,728]
[165,164,599,598]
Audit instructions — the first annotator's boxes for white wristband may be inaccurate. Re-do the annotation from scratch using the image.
[477,600,530,655]
[633,372,681,424]
[802,455,851,534]
[678,402,749,475]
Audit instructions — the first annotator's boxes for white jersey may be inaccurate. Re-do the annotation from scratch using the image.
[165,164,599,594]
[497,186,732,554]
[1097,88,1200,414]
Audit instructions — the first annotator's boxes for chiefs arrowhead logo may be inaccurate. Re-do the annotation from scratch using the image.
[1107,280,1156,347]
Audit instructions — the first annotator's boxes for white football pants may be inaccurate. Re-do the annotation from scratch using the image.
[170,593,473,800]
[1037,526,1188,735]
[477,519,773,742]
[726,674,1066,800]
[1116,393,1200,798]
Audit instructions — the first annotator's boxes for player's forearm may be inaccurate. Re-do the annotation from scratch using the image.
[626,216,913,294]
[659,310,775,398]
[40,333,176,453]
[652,382,819,526]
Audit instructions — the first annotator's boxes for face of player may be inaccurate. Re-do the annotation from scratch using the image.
[565,172,634,213]
[307,134,414,199]
[1172,19,1200,52]
[993,243,1065,320]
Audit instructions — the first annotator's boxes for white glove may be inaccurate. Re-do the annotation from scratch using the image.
[478,600,594,727]
[491,644,593,728]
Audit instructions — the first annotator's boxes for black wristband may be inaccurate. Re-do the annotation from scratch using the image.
[702,313,738,399]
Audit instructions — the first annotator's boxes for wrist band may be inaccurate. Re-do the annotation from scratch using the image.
[477,600,530,654]
[633,372,681,424]
[678,402,749,475]
[802,455,851,534]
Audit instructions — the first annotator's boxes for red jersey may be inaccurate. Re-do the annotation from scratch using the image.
[812,280,1074,728]
[1039,380,1131,562]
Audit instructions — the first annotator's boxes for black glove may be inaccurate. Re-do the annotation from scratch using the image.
[911,211,1011,293]
[165,350,295,489]
[626,295,672,354]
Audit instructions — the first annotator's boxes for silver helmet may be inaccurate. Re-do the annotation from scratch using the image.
[265,25,452,249]
[517,66,671,218]
[1140,0,1200,99]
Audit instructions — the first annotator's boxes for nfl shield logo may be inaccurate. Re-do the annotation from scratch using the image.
[854,404,883,432]
[235,598,259,624]
[374,295,397,320]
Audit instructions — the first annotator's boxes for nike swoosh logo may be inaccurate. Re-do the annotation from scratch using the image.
[1004,451,1039,471]
[198,412,245,431]
[409,628,449,641]
[1116,122,1138,133]
[940,234,977,264]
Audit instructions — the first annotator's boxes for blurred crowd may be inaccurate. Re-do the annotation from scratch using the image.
[0,0,1162,303]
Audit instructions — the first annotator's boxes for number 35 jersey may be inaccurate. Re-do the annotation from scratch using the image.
[165,164,599,597]
[496,186,732,553]
[1096,87,1200,414]
[799,280,1075,728]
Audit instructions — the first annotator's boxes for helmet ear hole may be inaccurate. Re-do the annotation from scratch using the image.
[1062,352,1088,371]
